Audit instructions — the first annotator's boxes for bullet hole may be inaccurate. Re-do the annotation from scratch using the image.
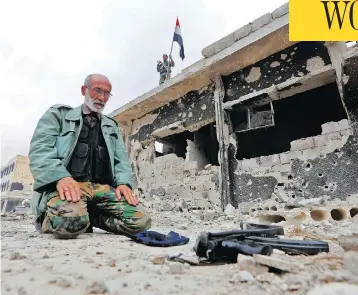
[277,183,284,187]
[334,149,340,153]
[291,194,296,199]
[310,209,328,221]
[318,173,323,177]
[324,185,329,190]
[302,181,308,188]
[330,208,347,221]
[270,206,278,211]
[350,208,358,218]
[251,208,256,212]
[298,189,303,194]
[257,208,263,211]
[288,175,293,180]
[305,163,312,169]
[333,161,337,165]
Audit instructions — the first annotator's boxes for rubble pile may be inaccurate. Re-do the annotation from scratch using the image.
[2,203,358,295]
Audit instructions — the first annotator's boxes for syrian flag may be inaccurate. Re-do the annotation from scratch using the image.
[173,17,185,60]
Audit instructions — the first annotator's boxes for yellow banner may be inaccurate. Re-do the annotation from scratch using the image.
[289,0,358,41]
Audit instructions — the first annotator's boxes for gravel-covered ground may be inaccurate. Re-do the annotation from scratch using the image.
[1,208,358,295]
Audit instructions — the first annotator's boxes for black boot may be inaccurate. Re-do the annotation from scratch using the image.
[85,225,93,233]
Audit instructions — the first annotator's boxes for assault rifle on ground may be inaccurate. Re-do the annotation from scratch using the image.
[193,223,329,263]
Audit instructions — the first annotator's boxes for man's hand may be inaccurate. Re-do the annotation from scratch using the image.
[115,185,139,206]
[56,177,82,202]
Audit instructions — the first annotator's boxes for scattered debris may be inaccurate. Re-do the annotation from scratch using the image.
[253,254,304,273]
[151,255,166,265]
[9,252,26,260]
[169,262,186,274]
[338,234,358,251]
[85,281,109,294]
[236,270,255,282]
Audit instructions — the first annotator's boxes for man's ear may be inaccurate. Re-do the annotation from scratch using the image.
[81,85,86,96]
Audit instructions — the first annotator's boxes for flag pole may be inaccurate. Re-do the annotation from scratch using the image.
[166,17,177,81]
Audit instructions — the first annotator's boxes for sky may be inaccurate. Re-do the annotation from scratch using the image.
[0,0,287,166]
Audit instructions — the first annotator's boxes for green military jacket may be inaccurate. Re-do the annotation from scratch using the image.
[29,104,133,217]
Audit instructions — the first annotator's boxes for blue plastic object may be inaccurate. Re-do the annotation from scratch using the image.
[133,230,189,247]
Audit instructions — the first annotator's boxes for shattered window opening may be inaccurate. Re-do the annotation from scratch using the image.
[231,82,348,160]
[233,101,275,133]
[154,123,219,166]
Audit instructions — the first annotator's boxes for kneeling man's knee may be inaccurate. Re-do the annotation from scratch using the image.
[125,206,151,233]
[43,214,90,239]
[42,197,89,239]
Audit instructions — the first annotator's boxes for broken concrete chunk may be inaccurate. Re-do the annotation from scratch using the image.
[151,255,166,265]
[338,234,358,251]
[224,204,236,216]
[253,254,302,273]
[200,210,216,221]
[236,270,255,282]
[237,254,269,275]
[168,262,185,274]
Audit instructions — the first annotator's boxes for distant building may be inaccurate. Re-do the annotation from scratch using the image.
[1,155,34,213]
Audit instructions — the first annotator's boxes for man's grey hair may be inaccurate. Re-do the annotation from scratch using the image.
[84,74,109,87]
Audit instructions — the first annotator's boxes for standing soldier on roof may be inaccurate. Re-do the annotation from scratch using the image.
[157,54,175,85]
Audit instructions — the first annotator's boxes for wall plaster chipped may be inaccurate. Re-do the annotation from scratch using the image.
[129,84,216,143]
[230,119,357,212]
[223,42,332,102]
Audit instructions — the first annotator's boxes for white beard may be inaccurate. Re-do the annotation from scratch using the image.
[84,90,106,113]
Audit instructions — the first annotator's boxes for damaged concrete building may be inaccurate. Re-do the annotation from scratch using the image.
[110,3,358,223]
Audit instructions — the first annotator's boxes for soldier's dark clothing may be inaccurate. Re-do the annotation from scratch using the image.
[157,59,175,85]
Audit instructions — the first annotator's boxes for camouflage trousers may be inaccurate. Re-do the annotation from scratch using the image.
[159,73,170,85]
[41,182,151,239]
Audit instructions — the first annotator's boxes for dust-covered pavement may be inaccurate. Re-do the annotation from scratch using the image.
[1,208,358,295]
